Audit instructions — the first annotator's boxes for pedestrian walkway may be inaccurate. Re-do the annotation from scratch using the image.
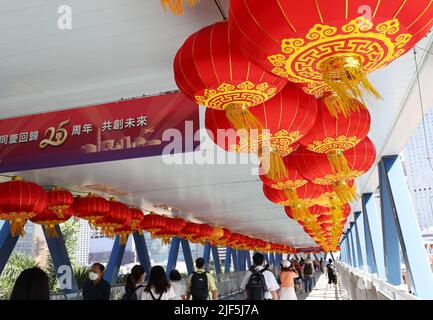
[298,272,348,300]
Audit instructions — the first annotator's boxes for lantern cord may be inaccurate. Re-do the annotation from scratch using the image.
[413,47,433,173]
[213,0,227,20]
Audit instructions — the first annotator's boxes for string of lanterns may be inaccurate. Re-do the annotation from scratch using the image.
[172,1,433,252]
[0,176,297,254]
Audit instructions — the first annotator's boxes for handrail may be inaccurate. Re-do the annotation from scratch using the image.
[336,261,420,300]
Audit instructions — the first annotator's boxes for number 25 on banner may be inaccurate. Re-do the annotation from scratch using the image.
[39,119,70,149]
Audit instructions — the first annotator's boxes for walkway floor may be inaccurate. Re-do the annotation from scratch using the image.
[224,271,348,300]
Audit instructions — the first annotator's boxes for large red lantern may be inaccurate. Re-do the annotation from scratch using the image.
[31,207,73,238]
[298,99,370,178]
[73,193,110,226]
[153,216,187,244]
[46,187,74,219]
[229,0,433,116]
[294,137,376,202]
[0,176,47,237]
[129,207,145,231]
[140,213,166,233]
[204,83,317,181]
[174,21,287,134]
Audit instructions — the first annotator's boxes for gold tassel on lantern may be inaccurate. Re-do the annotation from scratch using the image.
[327,150,351,176]
[320,55,381,117]
[283,188,309,220]
[44,224,59,238]
[260,147,288,182]
[10,218,27,237]
[119,233,128,245]
[333,181,358,203]
[225,103,264,134]
[160,0,198,15]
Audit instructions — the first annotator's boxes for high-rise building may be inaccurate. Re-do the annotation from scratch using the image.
[76,220,91,266]
[402,107,433,231]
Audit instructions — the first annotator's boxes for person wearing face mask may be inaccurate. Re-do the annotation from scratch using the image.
[82,263,111,300]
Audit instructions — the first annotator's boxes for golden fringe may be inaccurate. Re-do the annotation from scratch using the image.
[44,225,59,238]
[333,181,358,203]
[261,150,288,182]
[321,56,381,117]
[323,92,365,118]
[160,0,198,15]
[10,219,26,237]
[225,103,264,134]
[327,151,350,175]
[119,234,128,245]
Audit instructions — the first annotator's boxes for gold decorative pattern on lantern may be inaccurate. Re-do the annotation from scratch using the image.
[230,130,301,157]
[312,170,364,185]
[267,17,412,94]
[195,81,278,110]
[271,179,307,190]
[306,136,360,153]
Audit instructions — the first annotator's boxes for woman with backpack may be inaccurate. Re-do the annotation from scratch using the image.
[120,265,145,300]
[169,269,187,300]
[142,266,176,300]
[279,260,298,300]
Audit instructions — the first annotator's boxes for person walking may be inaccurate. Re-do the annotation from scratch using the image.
[279,260,298,300]
[326,259,338,289]
[186,258,218,300]
[82,263,111,300]
[119,265,145,300]
[302,258,315,293]
[142,266,176,300]
[240,253,279,300]
[169,269,187,300]
[10,267,50,300]
[293,260,303,294]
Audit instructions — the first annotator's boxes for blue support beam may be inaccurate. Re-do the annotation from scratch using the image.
[347,229,354,266]
[180,239,194,275]
[246,251,251,269]
[166,237,181,276]
[0,222,19,276]
[211,246,222,274]
[44,225,79,294]
[349,224,358,267]
[362,193,386,279]
[203,243,211,271]
[232,250,239,271]
[353,212,365,270]
[224,247,232,273]
[104,235,128,285]
[379,156,433,299]
[133,231,151,280]
[270,253,275,266]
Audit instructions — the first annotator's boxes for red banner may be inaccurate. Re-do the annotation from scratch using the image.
[0,93,199,172]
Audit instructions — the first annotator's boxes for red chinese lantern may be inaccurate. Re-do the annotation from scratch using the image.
[160,0,197,15]
[95,199,131,237]
[140,213,166,232]
[204,83,317,181]
[129,207,145,231]
[0,176,47,237]
[73,193,110,226]
[294,137,376,202]
[229,0,433,116]
[299,98,370,177]
[174,21,287,135]
[46,187,74,219]
[31,207,73,238]
[154,216,187,244]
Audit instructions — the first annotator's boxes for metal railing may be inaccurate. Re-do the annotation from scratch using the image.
[47,271,248,300]
[336,262,420,300]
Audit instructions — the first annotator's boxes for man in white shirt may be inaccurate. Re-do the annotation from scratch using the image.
[240,253,279,300]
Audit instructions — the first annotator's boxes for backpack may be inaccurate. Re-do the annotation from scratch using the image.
[122,284,144,300]
[245,268,268,300]
[327,264,336,276]
[149,290,163,300]
[190,272,209,300]
[304,263,313,276]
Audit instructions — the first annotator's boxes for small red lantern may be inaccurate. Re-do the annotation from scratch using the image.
[73,193,110,226]
[0,176,47,237]
[46,187,74,219]
[96,199,131,237]
[31,207,73,238]
[140,213,166,233]
[129,207,145,231]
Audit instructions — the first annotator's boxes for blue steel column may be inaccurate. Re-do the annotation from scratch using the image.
[166,237,180,275]
[211,246,222,274]
[347,229,354,266]
[44,225,79,294]
[180,239,194,275]
[362,193,386,279]
[133,231,151,280]
[349,224,359,267]
[353,212,365,270]
[380,156,433,298]
[379,159,402,285]
[246,251,251,269]
[232,250,239,271]
[104,235,128,285]
[203,243,211,271]
[0,222,19,276]
[224,247,232,273]
[270,253,275,266]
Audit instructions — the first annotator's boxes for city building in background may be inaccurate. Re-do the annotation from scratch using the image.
[402,107,433,231]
